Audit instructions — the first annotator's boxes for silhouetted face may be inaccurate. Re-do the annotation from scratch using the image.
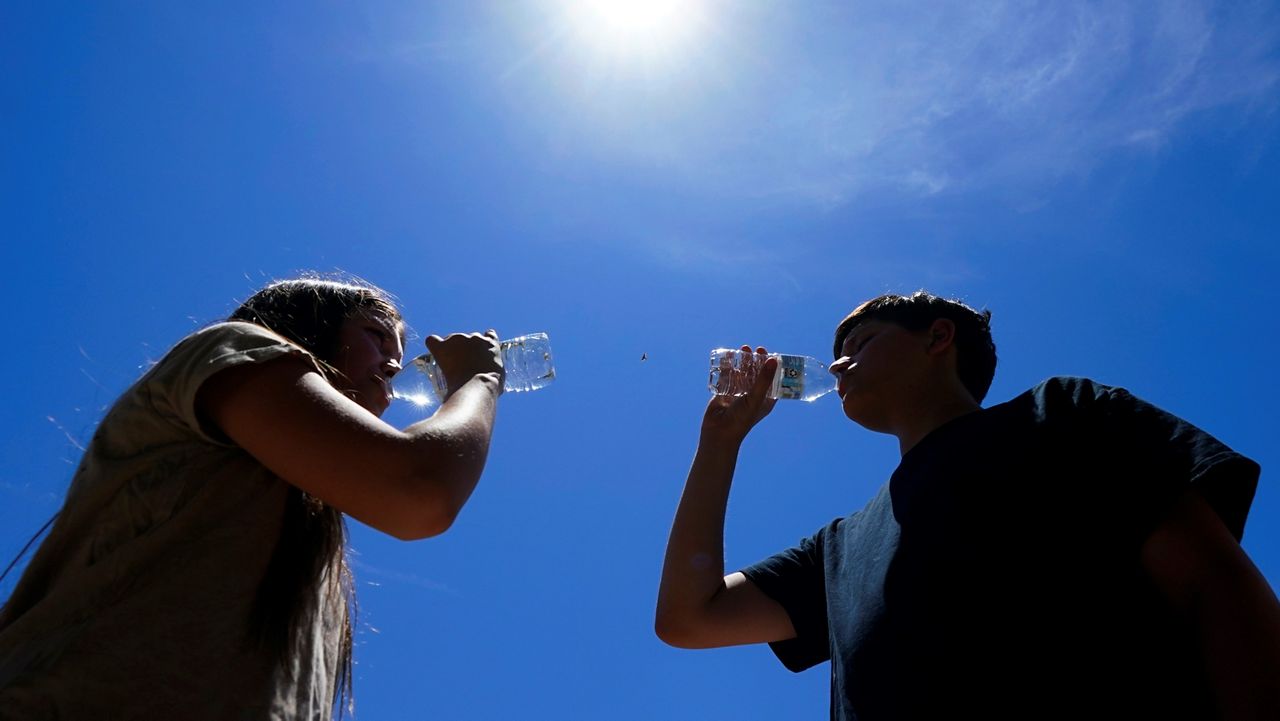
[331,310,404,417]
[829,319,932,431]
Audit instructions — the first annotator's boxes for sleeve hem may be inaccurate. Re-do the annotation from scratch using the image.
[739,565,829,673]
[148,323,325,446]
[1188,452,1261,541]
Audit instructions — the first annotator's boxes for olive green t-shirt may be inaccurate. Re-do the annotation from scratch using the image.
[0,322,346,720]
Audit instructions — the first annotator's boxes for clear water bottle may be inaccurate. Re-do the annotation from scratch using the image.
[708,348,835,402]
[393,332,555,409]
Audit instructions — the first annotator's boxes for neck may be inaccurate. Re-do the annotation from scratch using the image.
[895,390,981,456]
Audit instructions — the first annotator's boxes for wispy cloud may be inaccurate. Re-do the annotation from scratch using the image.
[492,1,1280,204]
[623,231,805,290]
[349,557,459,595]
[0,480,62,506]
[747,1,1278,202]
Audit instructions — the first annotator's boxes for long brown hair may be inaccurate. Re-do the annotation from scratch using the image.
[229,277,404,717]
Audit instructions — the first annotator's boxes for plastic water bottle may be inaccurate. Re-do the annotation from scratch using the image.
[708,348,835,402]
[393,332,555,409]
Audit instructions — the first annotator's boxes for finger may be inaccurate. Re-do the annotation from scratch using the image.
[751,349,768,376]
[760,356,779,381]
[746,356,778,404]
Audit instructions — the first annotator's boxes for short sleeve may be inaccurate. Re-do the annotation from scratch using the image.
[1039,377,1260,543]
[1097,383,1259,541]
[142,322,324,444]
[740,522,836,672]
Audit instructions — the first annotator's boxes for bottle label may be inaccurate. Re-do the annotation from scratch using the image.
[776,355,805,400]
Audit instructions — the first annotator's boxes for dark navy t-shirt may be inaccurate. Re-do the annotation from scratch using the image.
[741,377,1259,721]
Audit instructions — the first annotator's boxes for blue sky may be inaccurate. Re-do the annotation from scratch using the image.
[2,2,1279,718]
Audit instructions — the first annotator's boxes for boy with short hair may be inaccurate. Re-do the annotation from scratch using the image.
[656,291,1279,720]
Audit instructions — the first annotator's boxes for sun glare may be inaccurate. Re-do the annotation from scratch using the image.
[563,0,706,58]
[582,0,681,35]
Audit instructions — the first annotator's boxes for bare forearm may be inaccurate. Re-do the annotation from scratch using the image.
[1143,491,1280,720]
[657,357,788,647]
[400,372,502,534]
[1196,557,1280,720]
[407,372,502,453]
[656,438,741,636]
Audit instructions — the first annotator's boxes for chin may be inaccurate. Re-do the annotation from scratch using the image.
[841,399,886,432]
[839,395,864,422]
[844,409,875,428]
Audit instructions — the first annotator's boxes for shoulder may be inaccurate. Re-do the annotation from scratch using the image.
[166,321,299,359]
[964,377,1134,440]
[129,322,323,442]
[1027,376,1119,401]
[1015,376,1138,417]
[149,322,319,381]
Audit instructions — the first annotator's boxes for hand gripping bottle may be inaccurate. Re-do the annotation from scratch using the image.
[394,332,555,409]
[707,348,835,402]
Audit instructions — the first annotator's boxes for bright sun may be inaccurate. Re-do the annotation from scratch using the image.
[579,0,683,35]
[563,0,706,58]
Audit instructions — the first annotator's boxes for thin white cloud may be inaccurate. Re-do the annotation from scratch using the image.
[642,234,805,291]
[348,557,459,595]
[753,1,1279,201]
[490,1,1280,204]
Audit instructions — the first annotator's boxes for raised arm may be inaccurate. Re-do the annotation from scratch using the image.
[656,348,797,649]
[198,331,504,541]
[1141,489,1280,721]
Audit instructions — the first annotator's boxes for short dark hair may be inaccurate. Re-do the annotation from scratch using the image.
[833,291,997,403]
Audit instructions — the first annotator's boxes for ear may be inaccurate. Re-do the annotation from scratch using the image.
[925,318,957,356]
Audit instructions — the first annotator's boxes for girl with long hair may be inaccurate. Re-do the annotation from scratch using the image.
[0,277,505,719]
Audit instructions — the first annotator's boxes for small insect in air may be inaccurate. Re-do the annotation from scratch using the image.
[640,353,648,362]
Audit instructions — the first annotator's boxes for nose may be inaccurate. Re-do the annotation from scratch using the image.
[829,357,851,377]
[383,357,402,377]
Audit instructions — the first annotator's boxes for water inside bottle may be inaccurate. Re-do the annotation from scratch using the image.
[501,333,555,393]
[707,348,835,402]
[392,355,447,408]
[709,349,764,397]
[391,332,555,409]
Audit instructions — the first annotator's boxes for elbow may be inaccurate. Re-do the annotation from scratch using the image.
[654,618,683,648]
[654,609,702,649]
[377,475,465,541]
[387,491,461,541]
[374,435,486,540]
[385,515,453,541]
[412,499,461,539]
